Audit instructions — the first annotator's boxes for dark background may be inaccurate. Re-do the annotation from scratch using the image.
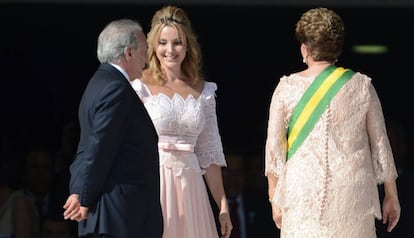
[1,3,413,150]
[1,2,413,237]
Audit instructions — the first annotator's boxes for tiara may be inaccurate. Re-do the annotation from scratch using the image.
[160,16,183,25]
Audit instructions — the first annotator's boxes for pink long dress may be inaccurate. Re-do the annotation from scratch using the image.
[132,79,226,238]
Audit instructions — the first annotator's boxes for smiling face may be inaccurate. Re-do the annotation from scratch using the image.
[155,25,187,71]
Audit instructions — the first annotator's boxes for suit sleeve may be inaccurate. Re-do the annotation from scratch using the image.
[79,80,132,207]
[69,143,84,195]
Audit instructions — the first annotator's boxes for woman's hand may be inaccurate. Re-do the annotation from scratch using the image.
[271,201,282,229]
[382,195,401,232]
[219,211,232,238]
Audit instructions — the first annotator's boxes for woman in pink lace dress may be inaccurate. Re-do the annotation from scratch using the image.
[265,7,400,238]
[131,5,232,238]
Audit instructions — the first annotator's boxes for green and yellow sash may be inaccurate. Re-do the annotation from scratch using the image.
[287,65,355,160]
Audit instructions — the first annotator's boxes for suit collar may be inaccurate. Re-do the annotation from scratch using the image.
[109,63,129,81]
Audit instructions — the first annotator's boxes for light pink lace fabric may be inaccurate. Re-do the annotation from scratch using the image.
[131,79,225,238]
[265,72,398,238]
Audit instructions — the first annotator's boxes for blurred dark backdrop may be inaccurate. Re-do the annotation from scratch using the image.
[1,3,413,149]
[1,2,413,237]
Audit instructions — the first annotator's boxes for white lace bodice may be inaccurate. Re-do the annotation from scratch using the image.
[131,79,226,169]
[265,72,398,237]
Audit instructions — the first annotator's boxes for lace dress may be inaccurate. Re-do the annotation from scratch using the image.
[265,72,398,238]
[131,79,226,238]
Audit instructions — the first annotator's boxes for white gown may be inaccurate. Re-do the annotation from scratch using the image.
[265,72,398,238]
[131,79,226,238]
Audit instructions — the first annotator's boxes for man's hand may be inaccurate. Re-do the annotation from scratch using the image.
[63,194,89,222]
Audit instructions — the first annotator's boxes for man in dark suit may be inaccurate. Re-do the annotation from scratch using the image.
[220,149,278,238]
[62,19,163,238]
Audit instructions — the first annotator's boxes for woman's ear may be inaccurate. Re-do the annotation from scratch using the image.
[301,43,308,64]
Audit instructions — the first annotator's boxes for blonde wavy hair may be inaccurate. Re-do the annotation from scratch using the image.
[143,5,204,85]
[295,7,345,62]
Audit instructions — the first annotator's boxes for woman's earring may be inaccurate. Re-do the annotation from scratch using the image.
[302,56,307,64]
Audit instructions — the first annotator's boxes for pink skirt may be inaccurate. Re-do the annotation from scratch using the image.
[159,151,219,238]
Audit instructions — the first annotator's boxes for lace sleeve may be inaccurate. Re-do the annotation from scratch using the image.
[265,78,289,178]
[195,82,226,169]
[366,80,398,183]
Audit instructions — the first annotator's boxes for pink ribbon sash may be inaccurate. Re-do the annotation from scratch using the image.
[158,142,194,152]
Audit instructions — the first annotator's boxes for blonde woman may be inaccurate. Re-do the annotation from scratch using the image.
[132,5,232,238]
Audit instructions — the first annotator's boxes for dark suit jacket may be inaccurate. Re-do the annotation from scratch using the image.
[69,63,163,237]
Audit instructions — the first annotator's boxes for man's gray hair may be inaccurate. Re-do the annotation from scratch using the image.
[97,19,143,64]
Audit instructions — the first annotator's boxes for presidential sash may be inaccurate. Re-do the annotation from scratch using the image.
[287,65,355,160]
